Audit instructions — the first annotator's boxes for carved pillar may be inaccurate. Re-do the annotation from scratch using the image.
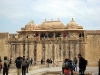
[54,32,55,40]
[27,41,29,57]
[42,43,45,61]
[45,44,48,61]
[68,40,71,59]
[63,43,66,61]
[23,41,25,56]
[52,44,55,61]
[47,44,49,58]
[29,44,33,59]
[16,44,19,57]
[12,44,15,63]
[10,44,13,58]
[38,33,40,41]
[66,43,69,58]
[76,41,79,57]
[34,41,37,64]
[25,42,27,57]
[74,42,76,58]
[60,43,63,61]
[56,44,59,61]
[19,43,23,57]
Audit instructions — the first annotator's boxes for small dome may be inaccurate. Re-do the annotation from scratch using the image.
[66,18,78,29]
[37,19,65,30]
[25,20,35,30]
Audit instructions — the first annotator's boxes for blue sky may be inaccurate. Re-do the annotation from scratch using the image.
[0,0,100,33]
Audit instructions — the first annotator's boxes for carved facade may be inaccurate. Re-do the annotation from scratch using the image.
[0,18,100,66]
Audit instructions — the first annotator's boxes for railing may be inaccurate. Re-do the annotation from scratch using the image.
[7,37,84,43]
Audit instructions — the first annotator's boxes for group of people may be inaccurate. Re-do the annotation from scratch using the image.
[15,56,32,75]
[46,58,53,67]
[0,56,10,75]
[41,58,53,67]
[62,54,87,75]
[0,55,100,75]
[0,56,33,75]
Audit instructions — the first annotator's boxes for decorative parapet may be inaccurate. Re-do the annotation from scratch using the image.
[86,30,100,35]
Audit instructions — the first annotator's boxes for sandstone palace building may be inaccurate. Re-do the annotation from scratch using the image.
[0,18,100,66]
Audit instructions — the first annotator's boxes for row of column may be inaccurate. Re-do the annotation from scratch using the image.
[9,40,84,63]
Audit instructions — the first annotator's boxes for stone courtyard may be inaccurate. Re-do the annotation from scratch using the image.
[0,64,99,75]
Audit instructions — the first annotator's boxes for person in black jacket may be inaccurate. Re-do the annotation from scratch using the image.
[3,56,9,75]
[15,57,22,75]
[98,59,100,75]
[78,54,87,75]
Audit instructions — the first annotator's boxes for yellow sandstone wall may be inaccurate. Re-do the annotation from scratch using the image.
[0,38,9,60]
[85,34,100,66]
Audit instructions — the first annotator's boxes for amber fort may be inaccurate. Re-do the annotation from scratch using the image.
[0,18,100,67]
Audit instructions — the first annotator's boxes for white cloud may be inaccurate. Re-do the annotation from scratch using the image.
[0,0,100,32]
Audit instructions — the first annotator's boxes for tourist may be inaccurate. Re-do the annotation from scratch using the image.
[41,58,44,65]
[15,57,22,75]
[68,60,74,75]
[26,57,30,73]
[22,56,27,75]
[3,56,9,75]
[49,58,53,67]
[9,58,12,64]
[30,58,33,66]
[98,59,100,75]
[63,58,71,75]
[73,57,77,71]
[78,54,87,75]
[46,58,50,67]
[0,60,2,75]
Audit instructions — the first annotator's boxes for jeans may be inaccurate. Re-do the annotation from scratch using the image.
[3,68,8,75]
[26,64,29,73]
[98,67,100,75]
[62,67,64,74]
[22,66,26,75]
[79,68,85,75]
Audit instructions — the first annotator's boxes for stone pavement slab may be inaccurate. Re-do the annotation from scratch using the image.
[0,67,99,75]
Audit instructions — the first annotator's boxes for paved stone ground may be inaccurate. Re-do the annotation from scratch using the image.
[0,67,99,75]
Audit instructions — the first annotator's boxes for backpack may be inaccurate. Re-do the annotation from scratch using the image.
[65,62,70,70]
[84,59,88,66]
[4,63,10,69]
[22,59,27,66]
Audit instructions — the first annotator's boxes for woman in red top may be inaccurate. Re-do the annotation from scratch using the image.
[0,60,2,75]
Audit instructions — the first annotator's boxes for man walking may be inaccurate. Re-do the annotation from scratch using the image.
[26,57,30,73]
[3,56,9,75]
[98,59,100,75]
[22,56,27,75]
[73,57,77,71]
[78,54,87,75]
[15,57,22,75]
